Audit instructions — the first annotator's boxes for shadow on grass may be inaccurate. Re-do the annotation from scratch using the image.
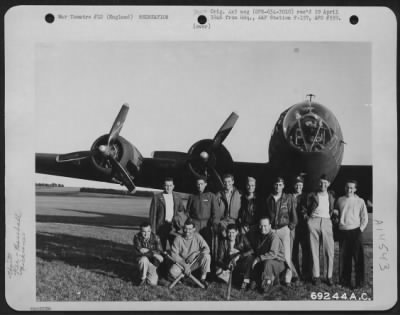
[37,232,139,282]
[37,208,147,230]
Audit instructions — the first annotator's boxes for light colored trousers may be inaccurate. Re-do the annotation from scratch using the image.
[169,252,211,279]
[273,226,292,283]
[307,217,334,279]
[138,255,163,285]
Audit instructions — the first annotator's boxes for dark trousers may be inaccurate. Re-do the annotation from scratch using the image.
[339,228,365,286]
[235,255,255,280]
[292,225,312,280]
[157,222,175,251]
[252,259,285,284]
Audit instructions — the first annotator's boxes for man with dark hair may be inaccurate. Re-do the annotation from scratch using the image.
[215,223,254,290]
[186,177,220,253]
[149,177,187,250]
[247,217,286,293]
[263,177,297,286]
[334,180,368,288]
[304,174,336,286]
[169,218,211,288]
[291,175,311,281]
[238,177,260,234]
[133,221,164,286]
[216,174,242,237]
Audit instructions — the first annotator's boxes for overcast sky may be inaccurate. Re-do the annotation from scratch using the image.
[35,41,371,187]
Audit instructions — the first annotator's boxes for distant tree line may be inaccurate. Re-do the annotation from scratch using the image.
[36,183,64,187]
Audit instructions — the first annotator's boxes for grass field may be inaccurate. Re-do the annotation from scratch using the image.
[36,187,373,302]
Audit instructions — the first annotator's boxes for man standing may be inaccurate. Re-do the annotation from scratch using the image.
[169,218,211,288]
[291,176,311,281]
[263,177,297,286]
[186,177,220,250]
[133,221,164,286]
[247,217,286,293]
[149,177,187,250]
[238,177,260,234]
[334,180,368,288]
[216,174,242,236]
[215,223,254,290]
[305,174,336,286]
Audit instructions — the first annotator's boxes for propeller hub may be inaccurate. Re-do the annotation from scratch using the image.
[200,151,209,162]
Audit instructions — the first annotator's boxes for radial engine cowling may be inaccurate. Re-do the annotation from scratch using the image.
[90,134,143,178]
[187,139,234,181]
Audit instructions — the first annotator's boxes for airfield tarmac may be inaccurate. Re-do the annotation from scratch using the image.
[36,187,373,302]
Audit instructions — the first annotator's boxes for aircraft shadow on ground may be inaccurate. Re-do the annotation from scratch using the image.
[37,232,140,282]
[36,208,147,230]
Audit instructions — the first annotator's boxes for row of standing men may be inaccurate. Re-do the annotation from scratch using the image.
[134,173,368,291]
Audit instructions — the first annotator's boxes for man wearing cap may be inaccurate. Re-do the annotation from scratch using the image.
[334,180,368,288]
[263,177,297,286]
[237,177,261,234]
[149,177,187,250]
[291,175,311,281]
[304,174,336,286]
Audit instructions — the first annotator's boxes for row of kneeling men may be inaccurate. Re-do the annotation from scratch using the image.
[135,174,368,292]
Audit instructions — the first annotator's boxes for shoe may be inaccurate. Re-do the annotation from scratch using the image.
[260,279,273,293]
[312,277,321,286]
[200,279,209,289]
[240,281,250,291]
[292,277,299,283]
[354,282,364,289]
[139,279,147,286]
[249,280,258,291]
[326,278,334,286]
[158,278,170,287]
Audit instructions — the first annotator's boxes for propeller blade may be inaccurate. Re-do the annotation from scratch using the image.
[108,103,130,145]
[208,166,224,192]
[56,151,91,163]
[212,112,239,149]
[109,156,136,192]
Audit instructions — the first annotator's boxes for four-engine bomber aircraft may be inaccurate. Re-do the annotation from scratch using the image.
[36,96,372,202]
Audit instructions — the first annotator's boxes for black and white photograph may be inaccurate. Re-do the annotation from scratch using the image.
[4,5,397,311]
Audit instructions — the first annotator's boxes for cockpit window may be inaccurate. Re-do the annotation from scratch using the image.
[283,102,338,152]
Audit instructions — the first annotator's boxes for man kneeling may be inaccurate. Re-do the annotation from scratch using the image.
[247,216,286,293]
[133,221,164,286]
[215,223,254,290]
[169,218,211,288]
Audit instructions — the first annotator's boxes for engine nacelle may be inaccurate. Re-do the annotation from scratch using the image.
[90,134,143,178]
[187,139,234,178]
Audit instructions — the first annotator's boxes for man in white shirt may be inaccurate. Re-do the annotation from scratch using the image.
[333,180,368,288]
[149,177,187,250]
[304,174,336,286]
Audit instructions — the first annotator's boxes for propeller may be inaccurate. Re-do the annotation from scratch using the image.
[56,103,136,192]
[108,104,129,146]
[188,112,238,191]
[212,112,239,150]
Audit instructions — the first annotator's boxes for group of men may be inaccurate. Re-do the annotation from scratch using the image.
[133,173,368,294]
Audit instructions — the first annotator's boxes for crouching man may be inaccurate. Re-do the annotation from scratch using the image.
[133,221,164,286]
[168,218,211,288]
[247,217,286,293]
[215,223,254,290]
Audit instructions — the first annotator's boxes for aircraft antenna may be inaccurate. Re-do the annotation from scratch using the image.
[306,94,315,102]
